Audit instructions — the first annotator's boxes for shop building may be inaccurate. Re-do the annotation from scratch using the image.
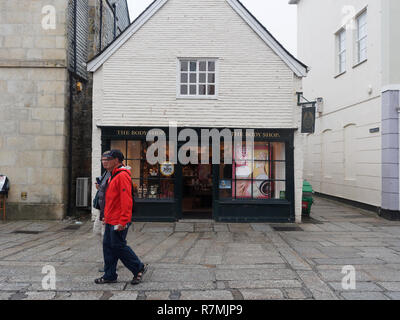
[88,0,308,222]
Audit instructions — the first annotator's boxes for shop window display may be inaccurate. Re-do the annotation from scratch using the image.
[219,142,286,200]
[111,140,175,200]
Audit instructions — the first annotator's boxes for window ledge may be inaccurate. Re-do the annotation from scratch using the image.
[135,199,176,203]
[177,96,219,100]
[353,59,367,69]
[218,199,291,205]
[334,71,346,79]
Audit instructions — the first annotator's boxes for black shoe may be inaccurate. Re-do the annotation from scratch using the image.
[131,264,148,285]
[94,277,117,284]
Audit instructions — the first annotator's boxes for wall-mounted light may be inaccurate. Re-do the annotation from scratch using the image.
[76,81,83,92]
[316,97,324,114]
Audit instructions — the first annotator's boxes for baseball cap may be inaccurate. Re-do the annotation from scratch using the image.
[102,150,125,162]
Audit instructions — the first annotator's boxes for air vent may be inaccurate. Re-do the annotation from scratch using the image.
[76,177,90,208]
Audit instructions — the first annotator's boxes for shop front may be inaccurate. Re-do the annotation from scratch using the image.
[101,127,295,223]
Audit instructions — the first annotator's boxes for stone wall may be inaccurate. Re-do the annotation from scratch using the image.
[0,0,130,220]
[0,0,69,220]
[0,1,67,63]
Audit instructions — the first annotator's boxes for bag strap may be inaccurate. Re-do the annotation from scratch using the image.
[100,170,108,183]
[109,169,132,185]
[109,170,135,202]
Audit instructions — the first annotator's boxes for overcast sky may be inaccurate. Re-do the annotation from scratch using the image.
[126,0,298,56]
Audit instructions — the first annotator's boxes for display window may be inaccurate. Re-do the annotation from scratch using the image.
[109,138,286,202]
[219,141,286,200]
[110,140,175,200]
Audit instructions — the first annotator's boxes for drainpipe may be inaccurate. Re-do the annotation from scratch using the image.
[105,1,117,39]
[67,73,74,217]
[99,0,103,51]
[67,0,77,217]
[73,0,77,73]
[397,94,400,212]
[113,3,117,39]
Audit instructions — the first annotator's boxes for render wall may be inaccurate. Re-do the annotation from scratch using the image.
[96,0,297,129]
[297,0,382,207]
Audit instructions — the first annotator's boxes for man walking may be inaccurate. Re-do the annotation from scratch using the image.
[94,150,147,285]
[93,151,112,272]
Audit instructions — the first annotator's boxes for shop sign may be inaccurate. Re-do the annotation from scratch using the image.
[160,162,175,177]
[104,127,291,140]
[301,106,316,134]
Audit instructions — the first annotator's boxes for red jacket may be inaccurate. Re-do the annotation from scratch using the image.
[104,166,133,227]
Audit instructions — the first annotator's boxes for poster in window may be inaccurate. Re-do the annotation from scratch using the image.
[253,143,271,199]
[232,143,271,199]
[232,145,252,198]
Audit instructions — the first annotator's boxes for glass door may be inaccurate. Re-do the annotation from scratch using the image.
[180,145,213,219]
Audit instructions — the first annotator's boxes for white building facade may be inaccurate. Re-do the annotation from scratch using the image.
[88,0,308,223]
[290,0,400,219]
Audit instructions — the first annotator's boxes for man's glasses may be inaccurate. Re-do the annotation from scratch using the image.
[101,159,113,162]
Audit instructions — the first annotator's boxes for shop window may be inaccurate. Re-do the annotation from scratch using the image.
[219,142,286,200]
[111,140,175,200]
[178,59,217,98]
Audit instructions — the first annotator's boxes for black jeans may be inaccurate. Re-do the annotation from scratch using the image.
[103,223,143,281]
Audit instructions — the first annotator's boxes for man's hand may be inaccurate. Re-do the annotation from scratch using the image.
[115,224,125,231]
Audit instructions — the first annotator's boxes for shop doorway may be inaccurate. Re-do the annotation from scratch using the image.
[181,147,213,219]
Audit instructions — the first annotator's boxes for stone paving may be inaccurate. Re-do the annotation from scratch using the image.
[1,196,400,300]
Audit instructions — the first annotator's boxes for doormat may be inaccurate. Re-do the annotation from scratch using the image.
[13,230,42,235]
[272,226,303,232]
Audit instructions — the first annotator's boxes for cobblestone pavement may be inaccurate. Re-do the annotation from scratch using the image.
[1,196,400,300]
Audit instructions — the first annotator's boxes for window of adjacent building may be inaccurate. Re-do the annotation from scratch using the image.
[337,29,346,74]
[356,10,367,64]
[110,140,176,200]
[179,59,217,98]
[219,142,287,200]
